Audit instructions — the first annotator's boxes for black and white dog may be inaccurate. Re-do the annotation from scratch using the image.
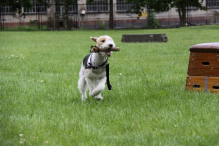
[78,36,116,101]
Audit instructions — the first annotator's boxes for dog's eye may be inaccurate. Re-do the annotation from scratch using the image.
[102,40,105,42]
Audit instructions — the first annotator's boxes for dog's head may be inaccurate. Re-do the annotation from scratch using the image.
[90,35,116,58]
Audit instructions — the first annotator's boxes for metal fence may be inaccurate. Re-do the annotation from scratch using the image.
[0,3,219,31]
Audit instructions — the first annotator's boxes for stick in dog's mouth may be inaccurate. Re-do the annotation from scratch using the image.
[92,47,120,53]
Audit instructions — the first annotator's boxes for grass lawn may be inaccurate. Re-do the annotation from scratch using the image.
[1,25,219,145]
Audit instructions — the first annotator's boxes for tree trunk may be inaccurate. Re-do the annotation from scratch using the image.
[177,4,182,26]
[109,0,114,29]
[181,1,186,27]
[64,3,69,30]
[177,1,186,27]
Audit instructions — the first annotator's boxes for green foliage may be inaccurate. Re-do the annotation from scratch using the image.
[56,0,78,6]
[97,20,106,29]
[42,25,49,30]
[87,0,106,4]
[125,0,207,26]
[0,0,32,17]
[147,12,160,29]
[1,26,219,145]
[29,20,36,26]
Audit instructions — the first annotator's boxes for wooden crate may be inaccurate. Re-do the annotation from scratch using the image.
[121,34,168,42]
[185,76,219,92]
[188,42,219,76]
[186,42,219,92]
[187,52,219,76]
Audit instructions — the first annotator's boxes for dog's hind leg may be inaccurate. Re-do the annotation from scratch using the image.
[78,77,87,101]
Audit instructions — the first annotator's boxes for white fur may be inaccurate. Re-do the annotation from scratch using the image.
[78,36,116,101]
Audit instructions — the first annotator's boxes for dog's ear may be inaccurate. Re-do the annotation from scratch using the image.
[90,36,98,42]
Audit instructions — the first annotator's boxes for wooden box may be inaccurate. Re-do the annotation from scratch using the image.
[188,42,219,76]
[185,76,219,92]
[185,42,219,92]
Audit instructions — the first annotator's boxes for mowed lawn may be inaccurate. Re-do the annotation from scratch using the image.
[1,26,219,145]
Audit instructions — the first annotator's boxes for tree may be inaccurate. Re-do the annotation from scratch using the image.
[0,0,50,30]
[0,0,33,17]
[0,0,50,17]
[126,0,207,27]
[109,0,114,29]
[171,0,206,26]
[87,0,114,29]
[56,0,77,29]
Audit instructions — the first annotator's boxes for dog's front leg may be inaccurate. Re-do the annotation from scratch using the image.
[90,77,106,99]
[86,77,96,96]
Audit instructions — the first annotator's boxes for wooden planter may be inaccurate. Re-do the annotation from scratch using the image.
[185,42,219,92]
[121,34,168,42]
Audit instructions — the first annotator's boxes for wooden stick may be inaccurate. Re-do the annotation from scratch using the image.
[93,47,120,53]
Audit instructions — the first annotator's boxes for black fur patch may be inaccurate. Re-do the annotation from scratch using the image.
[83,54,91,69]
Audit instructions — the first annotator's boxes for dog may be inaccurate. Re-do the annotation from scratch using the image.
[78,35,116,101]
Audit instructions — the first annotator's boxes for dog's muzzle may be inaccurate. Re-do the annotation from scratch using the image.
[106,51,112,56]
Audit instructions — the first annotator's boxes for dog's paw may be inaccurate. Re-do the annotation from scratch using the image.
[95,96,103,100]
[90,91,97,97]
[82,96,87,101]
[89,91,93,97]
[90,89,102,97]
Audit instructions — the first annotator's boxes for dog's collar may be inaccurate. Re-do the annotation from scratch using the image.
[87,54,108,69]
[90,45,97,53]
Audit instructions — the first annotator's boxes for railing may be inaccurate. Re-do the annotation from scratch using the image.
[116,2,134,12]
[206,0,219,7]
[24,5,47,14]
[55,2,78,14]
[0,5,12,14]
[86,1,108,12]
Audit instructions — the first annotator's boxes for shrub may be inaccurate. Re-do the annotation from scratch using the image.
[97,20,106,29]
[29,20,36,26]
[147,12,160,29]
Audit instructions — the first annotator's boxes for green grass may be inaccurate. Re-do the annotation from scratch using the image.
[1,25,219,145]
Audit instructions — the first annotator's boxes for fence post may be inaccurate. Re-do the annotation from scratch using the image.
[77,1,80,28]
[147,5,151,28]
[186,0,188,25]
[2,6,4,30]
[114,3,116,29]
[20,15,21,30]
[36,3,40,30]
[41,13,42,30]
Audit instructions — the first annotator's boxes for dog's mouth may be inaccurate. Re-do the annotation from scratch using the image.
[106,51,112,56]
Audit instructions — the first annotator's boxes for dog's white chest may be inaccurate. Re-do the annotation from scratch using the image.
[85,69,106,79]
